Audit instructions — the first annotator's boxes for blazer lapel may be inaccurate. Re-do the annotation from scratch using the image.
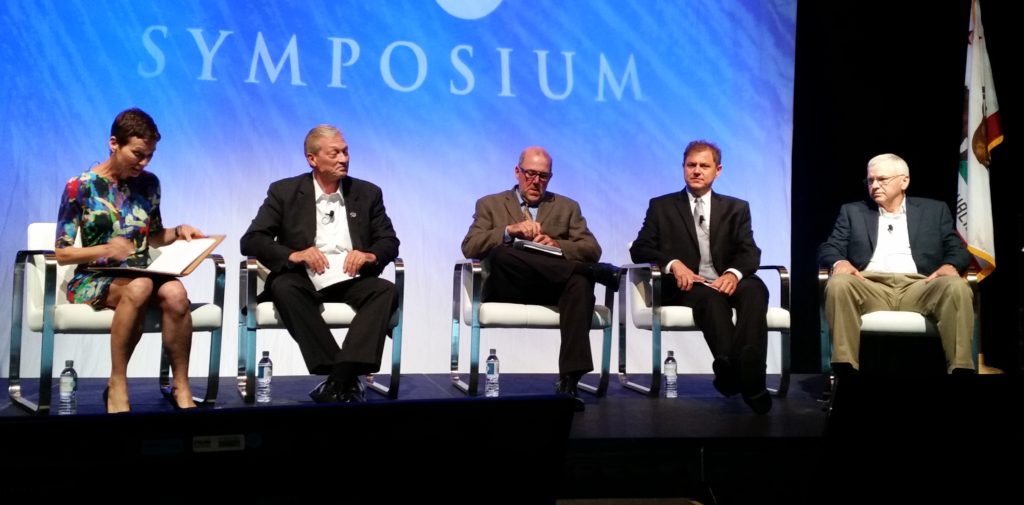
[297,175,317,246]
[863,202,879,251]
[503,188,523,222]
[674,191,699,247]
[341,177,364,250]
[905,197,923,250]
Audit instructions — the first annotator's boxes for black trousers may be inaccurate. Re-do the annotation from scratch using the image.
[662,275,769,392]
[263,270,396,375]
[483,246,595,375]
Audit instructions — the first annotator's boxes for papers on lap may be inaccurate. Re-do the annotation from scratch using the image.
[308,251,359,291]
[513,238,563,257]
[89,235,225,277]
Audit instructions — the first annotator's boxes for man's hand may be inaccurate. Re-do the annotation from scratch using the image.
[831,260,864,280]
[708,271,739,296]
[926,264,960,282]
[343,250,377,277]
[289,246,329,274]
[669,261,703,291]
[532,234,560,248]
[507,220,543,241]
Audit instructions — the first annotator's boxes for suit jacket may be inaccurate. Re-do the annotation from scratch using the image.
[240,173,400,279]
[817,196,970,275]
[630,190,761,278]
[461,188,601,263]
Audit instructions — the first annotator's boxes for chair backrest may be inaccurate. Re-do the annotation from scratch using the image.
[26,222,76,313]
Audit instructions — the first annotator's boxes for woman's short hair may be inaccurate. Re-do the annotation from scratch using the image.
[111,108,161,145]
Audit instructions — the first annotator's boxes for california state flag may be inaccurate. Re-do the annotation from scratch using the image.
[958,0,1002,281]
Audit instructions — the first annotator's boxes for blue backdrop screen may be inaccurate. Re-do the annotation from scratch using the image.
[1,0,796,376]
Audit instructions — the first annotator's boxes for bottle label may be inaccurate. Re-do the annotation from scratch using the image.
[258,366,272,380]
[486,361,497,376]
[59,375,74,396]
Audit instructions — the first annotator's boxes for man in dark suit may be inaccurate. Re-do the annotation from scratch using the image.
[462,146,620,410]
[630,140,771,414]
[818,153,973,375]
[240,124,399,403]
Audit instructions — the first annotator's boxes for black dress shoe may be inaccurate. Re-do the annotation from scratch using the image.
[555,378,585,412]
[743,389,772,415]
[589,263,623,291]
[339,377,367,403]
[712,358,739,397]
[308,379,343,403]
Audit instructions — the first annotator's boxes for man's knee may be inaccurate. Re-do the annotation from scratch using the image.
[824,273,858,297]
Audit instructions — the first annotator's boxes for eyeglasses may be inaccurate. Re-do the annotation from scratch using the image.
[517,166,552,182]
[863,175,902,186]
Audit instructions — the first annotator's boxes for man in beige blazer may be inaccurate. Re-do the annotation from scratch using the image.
[462,146,620,410]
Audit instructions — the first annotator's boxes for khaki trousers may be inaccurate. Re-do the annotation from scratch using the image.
[825,272,974,372]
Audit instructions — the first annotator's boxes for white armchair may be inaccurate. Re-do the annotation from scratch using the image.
[617,263,792,397]
[817,268,980,373]
[449,258,613,396]
[8,222,225,414]
[237,257,404,401]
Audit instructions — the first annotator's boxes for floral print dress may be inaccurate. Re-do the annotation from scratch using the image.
[55,169,165,306]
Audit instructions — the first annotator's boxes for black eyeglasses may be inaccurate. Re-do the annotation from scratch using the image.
[517,165,552,182]
[863,175,902,186]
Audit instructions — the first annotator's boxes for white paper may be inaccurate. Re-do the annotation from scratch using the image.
[307,251,358,291]
[146,237,219,274]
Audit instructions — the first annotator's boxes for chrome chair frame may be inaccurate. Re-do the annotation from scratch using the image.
[617,263,791,397]
[237,257,404,402]
[8,228,225,414]
[449,258,613,397]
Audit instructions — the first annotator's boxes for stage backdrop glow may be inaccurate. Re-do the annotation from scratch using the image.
[0,0,795,379]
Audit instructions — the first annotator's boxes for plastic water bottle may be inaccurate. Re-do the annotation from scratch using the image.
[58,359,78,415]
[664,350,678,398]
[256,351,273,403]
[485,348,500,397]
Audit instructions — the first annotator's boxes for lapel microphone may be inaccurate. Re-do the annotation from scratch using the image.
[887,224,893,233]
[322,210,335,225]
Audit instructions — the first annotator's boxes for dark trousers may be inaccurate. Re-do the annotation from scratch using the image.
[263,270,396,375]
[483,246,595,375]
[663,275,769,392]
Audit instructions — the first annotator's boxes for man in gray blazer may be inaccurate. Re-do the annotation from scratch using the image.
[241,124,400,403]
[818,153,974,375]
[462,146,620,410]
[631,140,771,414]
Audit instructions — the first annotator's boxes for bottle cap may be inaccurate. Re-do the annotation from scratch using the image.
[667,350,674,357]
[262,351,270,357]
[65,359,74,367]
[489,348,496,355]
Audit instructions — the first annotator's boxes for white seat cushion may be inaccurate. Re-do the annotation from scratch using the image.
[632,306,790,331]
[476,303,612,329]
[860,310,937,334]
[254,301,399,328]
[28,303,222,333]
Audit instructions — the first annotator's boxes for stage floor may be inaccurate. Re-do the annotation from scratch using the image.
[2,373,1019,503]
[0,372,829,438]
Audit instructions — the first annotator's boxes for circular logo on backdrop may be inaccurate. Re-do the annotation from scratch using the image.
[436,0,503,20]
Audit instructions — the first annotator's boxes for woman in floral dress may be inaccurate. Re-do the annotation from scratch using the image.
[55,108,203,413]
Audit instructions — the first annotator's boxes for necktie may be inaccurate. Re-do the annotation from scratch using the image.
[694,197,717,280]
[522,202,534,222]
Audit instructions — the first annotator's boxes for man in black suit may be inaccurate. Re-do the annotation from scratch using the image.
[240,124,399,403]
[818,153,973,375]
[630,140,771,414]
